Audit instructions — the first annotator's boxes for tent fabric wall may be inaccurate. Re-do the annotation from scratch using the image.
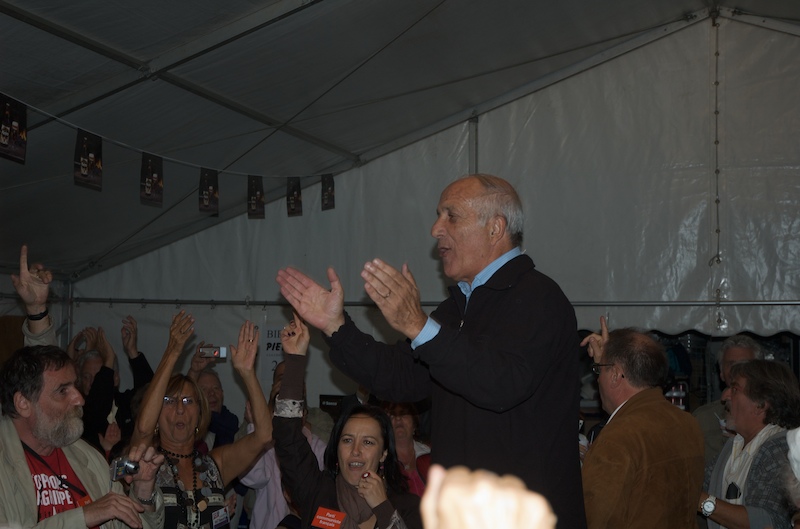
[9,16,800,416]
[480,17,800,336]
[481,18,717,333]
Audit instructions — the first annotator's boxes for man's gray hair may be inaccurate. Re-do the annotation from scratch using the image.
[76,349,119,373]
[76,349,101,372]
[469,174,524,247]
[715,335,764,366]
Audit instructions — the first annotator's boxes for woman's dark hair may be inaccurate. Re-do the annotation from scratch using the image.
[381,401,420,437]
[324,404,408,494]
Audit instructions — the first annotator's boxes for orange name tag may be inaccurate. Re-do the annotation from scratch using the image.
[312,507,346,528]
[77,495,92,507]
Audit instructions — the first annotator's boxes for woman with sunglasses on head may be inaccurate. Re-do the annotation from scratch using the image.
[132,311,271,529]
[274,315,422,529]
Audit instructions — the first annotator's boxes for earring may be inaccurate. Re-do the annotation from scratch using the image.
[379,463,384,476]
[195,426,199,434]
[154,424,159,435]
[335,462,339,475]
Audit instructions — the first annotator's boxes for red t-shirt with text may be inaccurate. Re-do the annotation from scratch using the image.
[24,447,95,526]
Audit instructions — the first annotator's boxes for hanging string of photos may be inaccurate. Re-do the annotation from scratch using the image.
[0,94,26,164]
[1,92,336,218]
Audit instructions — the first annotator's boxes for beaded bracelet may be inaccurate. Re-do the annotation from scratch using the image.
[135,490,157,506]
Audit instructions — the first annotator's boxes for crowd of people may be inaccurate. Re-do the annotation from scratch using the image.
[3,173,800,529]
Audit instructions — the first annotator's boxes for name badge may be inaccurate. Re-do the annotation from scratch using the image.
[312,507,346,528]
[212,506,230,529]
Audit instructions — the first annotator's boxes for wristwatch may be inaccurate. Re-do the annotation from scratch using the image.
[701,495,717,517]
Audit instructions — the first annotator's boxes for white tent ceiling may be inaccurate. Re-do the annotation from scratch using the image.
[3,0,799,279]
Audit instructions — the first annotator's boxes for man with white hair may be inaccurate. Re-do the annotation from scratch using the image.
[277,174,586,529]
[693,335,763,465]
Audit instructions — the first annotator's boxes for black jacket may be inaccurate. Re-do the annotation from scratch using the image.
[327,254,586,529]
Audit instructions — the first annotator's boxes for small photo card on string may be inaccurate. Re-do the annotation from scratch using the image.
[321,174,335,211]
[287,177,302,217]
[0,94,27,164]
[140,153,164,207]
[199,168,219,216]
[247,175,265,219]
[74,129,103,191]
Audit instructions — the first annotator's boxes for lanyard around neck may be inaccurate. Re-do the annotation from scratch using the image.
[21,441,89,499]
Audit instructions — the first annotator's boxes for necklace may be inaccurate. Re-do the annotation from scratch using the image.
[158,448,213,528]
[159,447,194,459]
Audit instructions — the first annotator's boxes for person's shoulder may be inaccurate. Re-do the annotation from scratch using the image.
[750,430,790,474]
[63,437,111,471]
[760,429,789,452]
[635,389,698,420]
[220,405,239,420]
[501,253,535,280]
[67,436,106,456]
[0,416,22,457]
[608,390,678,427]
[509,255,570,296]
[413,439,431,457]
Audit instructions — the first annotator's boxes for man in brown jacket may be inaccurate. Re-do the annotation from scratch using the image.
[582,319,704,529]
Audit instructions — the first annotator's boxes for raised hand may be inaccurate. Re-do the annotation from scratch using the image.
[421,465,556,529]
[11,245,52,313]
[280,313,309,356]
[186,341,215,381]
[580,316,610,360]
[66,329,86,361]
[231,320,259,374]
[99,422,122,453]
[362,259,428,340]
[276,267,345,336]
[83,327,99,352]
[166,311,195,356]
[95,327,116,368]
[121,315,140,358]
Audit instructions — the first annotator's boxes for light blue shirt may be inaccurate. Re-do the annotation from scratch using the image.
[411,247,522,349]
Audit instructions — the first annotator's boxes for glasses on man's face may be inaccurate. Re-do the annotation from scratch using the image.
[591,363,615,376]
[163,396,196,407]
